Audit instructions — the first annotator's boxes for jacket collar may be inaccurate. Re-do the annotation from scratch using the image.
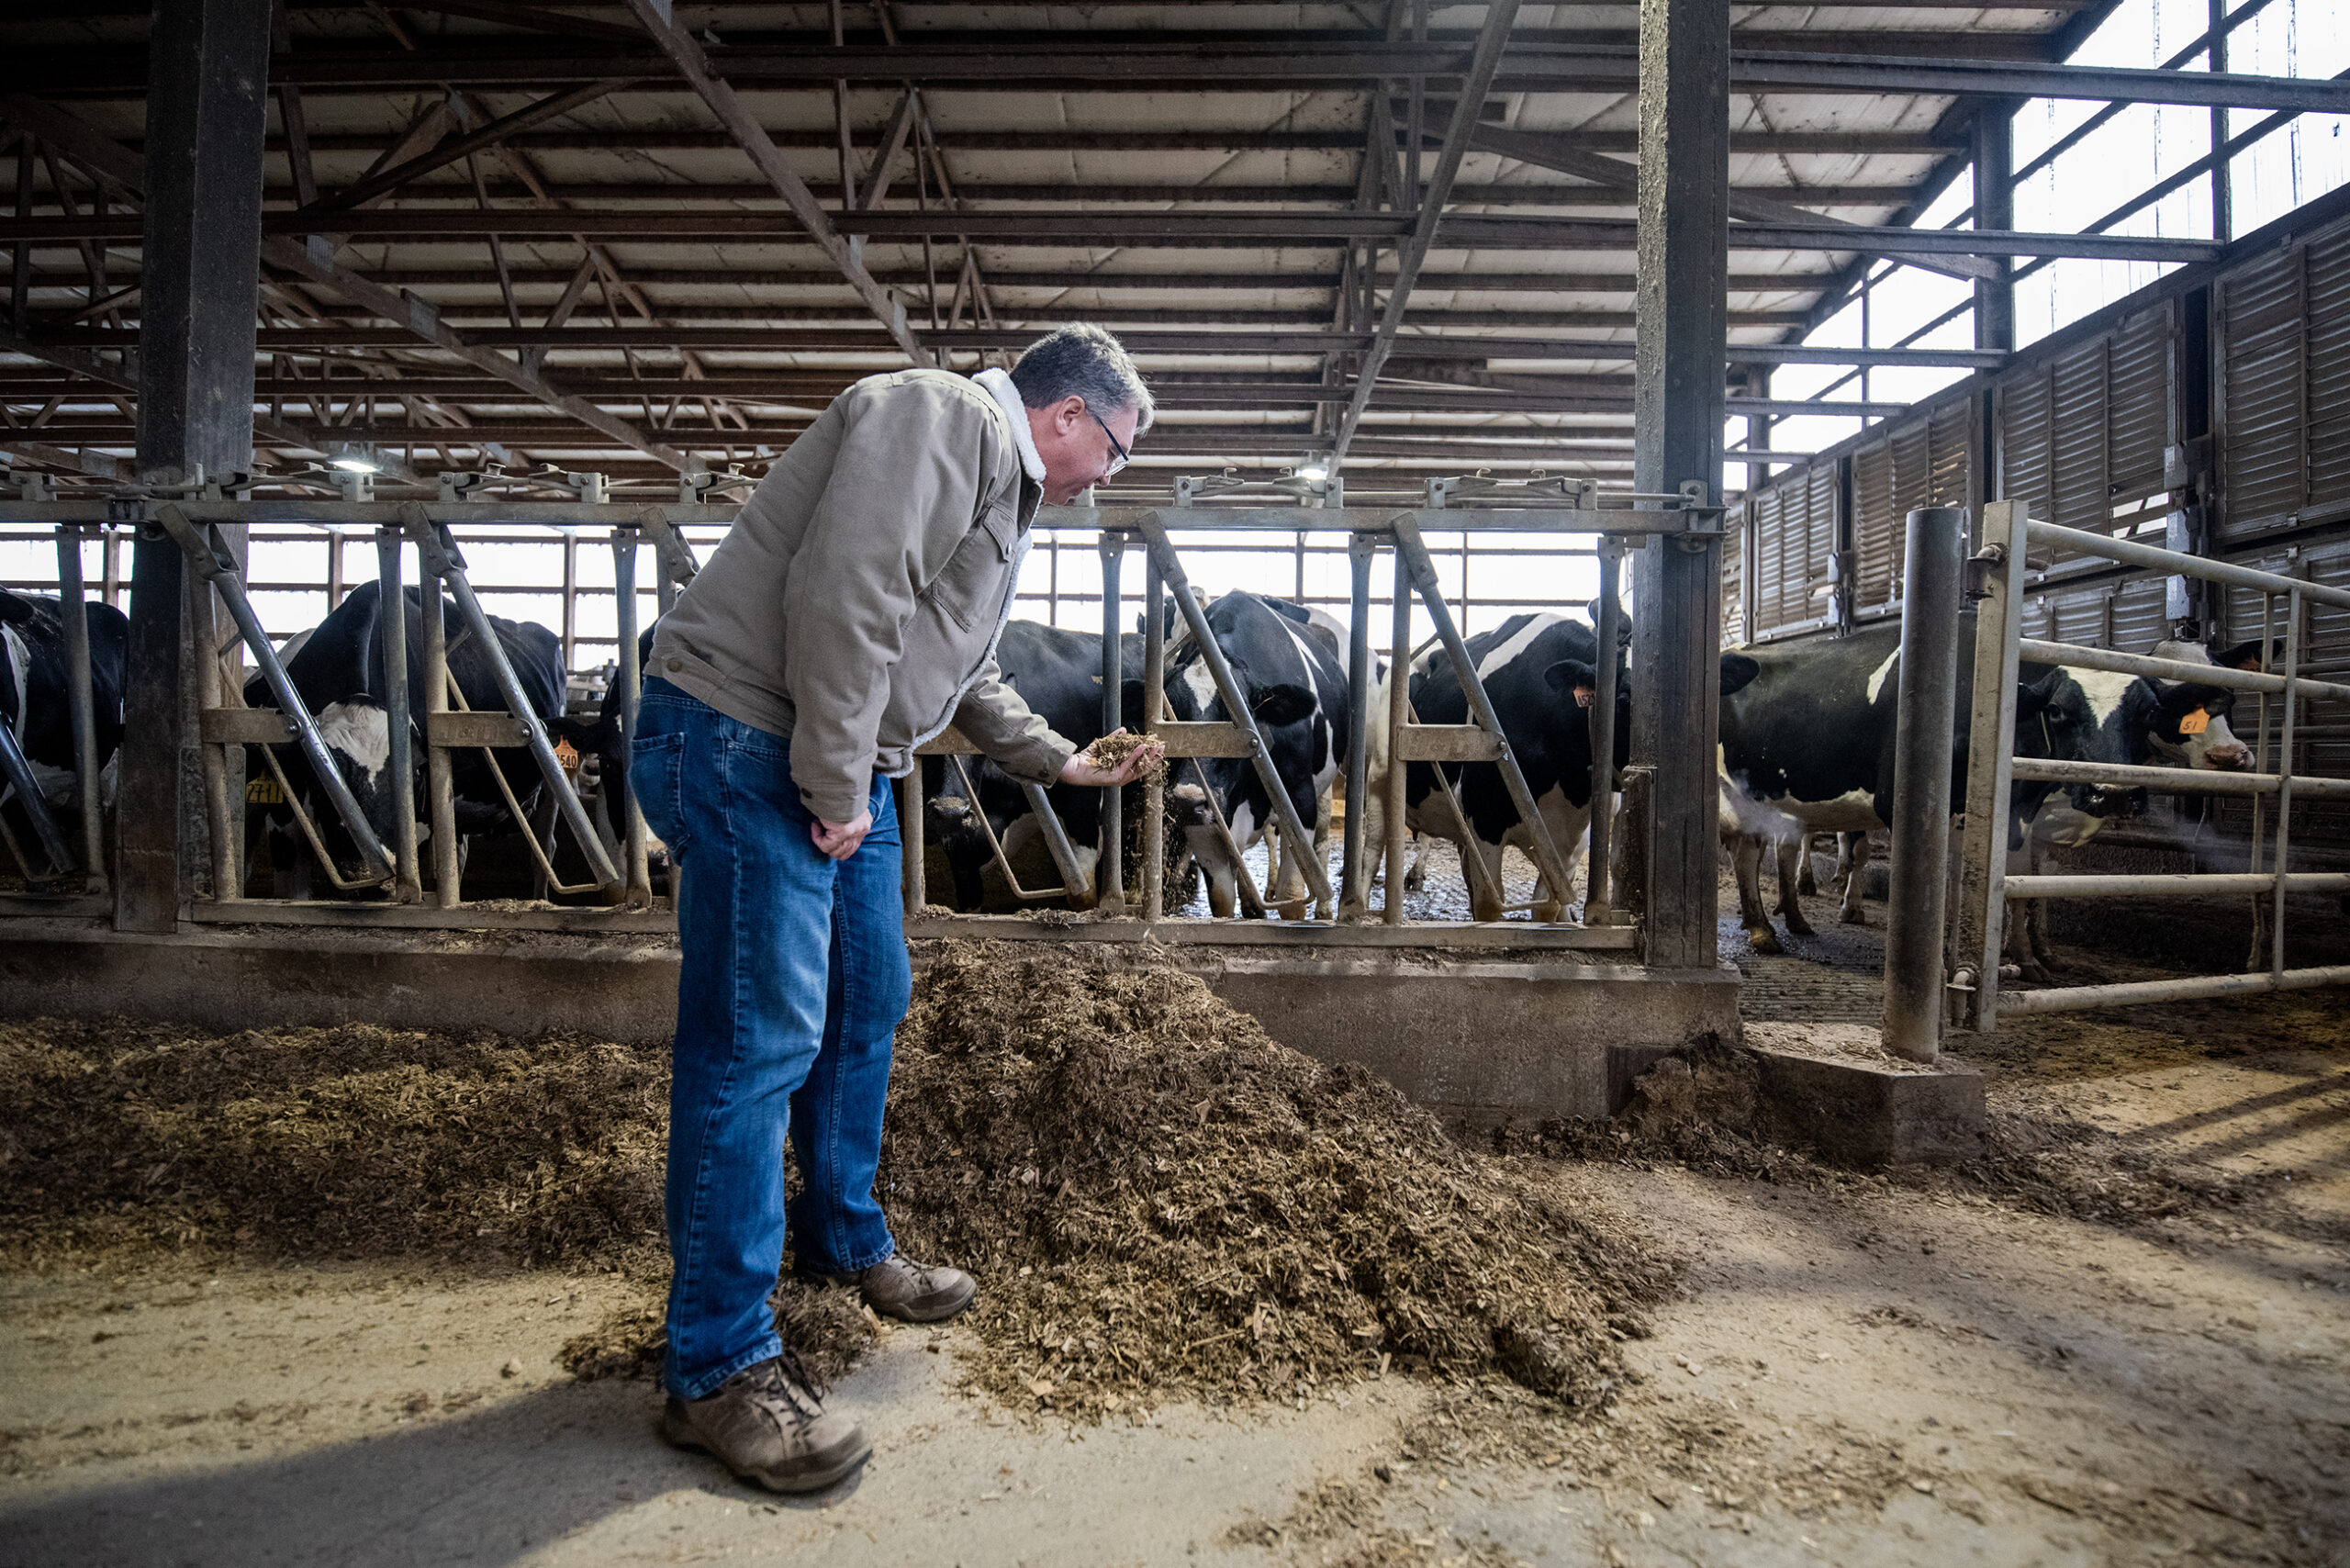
[974,367,1046,483]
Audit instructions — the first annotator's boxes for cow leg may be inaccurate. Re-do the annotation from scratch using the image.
[1403,832,1426,891]
[1796,834,1821,896]
[1731,831,1781,953]
[1840,834,1872,924]
[1309,790,1335,921]
[1467,836,1509,924]
[528,788,561,901]
[1774,834,1815,936]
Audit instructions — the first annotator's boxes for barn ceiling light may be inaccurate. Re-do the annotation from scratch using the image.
[328,442,381,475]
[1294,462,1329,482]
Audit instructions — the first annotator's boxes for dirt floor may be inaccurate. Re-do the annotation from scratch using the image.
[6,868,2350,1567]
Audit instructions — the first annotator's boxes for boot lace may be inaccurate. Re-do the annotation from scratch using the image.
[734,1350,828,1429]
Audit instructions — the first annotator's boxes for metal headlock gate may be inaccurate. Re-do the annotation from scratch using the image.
[1,471,1723,951]
[1952,498,2350,1031]
[0,489,108,902]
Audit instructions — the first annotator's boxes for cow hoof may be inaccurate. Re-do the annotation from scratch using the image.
[1783,914,1816,937]
[1841,908,1867,926]
[1748,927,1783,956]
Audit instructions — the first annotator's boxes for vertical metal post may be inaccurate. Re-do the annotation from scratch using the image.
[2210,0,2233,244]
[1953,499,2028,1034]
[1973,106,2016,355]
[2271,586,2301,980]
[1629,0,1729,969]
[900,770,925,915]
[1881,507,1968,1063]
[375,526,421,901]
[189,566,237,901]
[1584,538,1623,924]
[120,0,272,929]
[102,527,121,610]
[420,559,462,905]
[1142,555,1167,918]
[1096,532,1125,912]
[560,532,579,673]
[55,524,106,895]
[1384,551,1411,925]
[611,528,652,906]
[326,530,344,607]
[1341,533,1374,915]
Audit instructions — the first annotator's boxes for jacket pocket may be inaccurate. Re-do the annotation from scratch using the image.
[929,499,1017,632]
[628,731,691,857]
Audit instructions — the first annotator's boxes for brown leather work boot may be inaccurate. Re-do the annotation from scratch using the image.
[827,1252,977,1323]
[660,1353,870,1494]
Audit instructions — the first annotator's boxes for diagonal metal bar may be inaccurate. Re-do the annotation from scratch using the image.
[856,88,920,212]
[153,503,397,888]
[1329,0,1523,467]
[297,77,637,217]
[1464,123,1998,284]
[1132,512,1335,913]
[403,508,623,892]
[0,695,74,874]
[620,0,926,364]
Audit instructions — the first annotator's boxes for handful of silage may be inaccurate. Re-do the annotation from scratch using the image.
[1080,728,1167,782]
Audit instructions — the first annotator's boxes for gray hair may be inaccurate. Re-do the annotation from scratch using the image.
[1007,324,1155,433]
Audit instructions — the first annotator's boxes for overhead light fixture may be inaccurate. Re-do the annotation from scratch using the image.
[1295,462,1329,482]
[328,441,381,475]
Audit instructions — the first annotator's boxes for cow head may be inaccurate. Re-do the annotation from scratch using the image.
[0,587,32,627]
[2140,681,2251,771]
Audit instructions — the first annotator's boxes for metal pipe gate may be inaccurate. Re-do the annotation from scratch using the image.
[1952,499,2350,1030]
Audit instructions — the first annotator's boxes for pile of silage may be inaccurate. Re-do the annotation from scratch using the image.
[0,1019,670,1271]
[868,943,1674,1415]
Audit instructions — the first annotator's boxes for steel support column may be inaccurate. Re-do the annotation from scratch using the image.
[1972,106,2016,354]
[118,0,272,933]
[1881,507,1967,1062]
[1629,0,1729,970]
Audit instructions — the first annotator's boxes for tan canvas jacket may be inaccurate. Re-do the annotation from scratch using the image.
[645,368,1075,824]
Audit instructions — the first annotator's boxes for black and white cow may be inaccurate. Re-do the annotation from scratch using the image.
[0,585,129,868]
[245,579,576,896]
[1718,612,2248,954]
[1349,611,1759,924]
[1158,591,1350,919]
[921,617,1146,911]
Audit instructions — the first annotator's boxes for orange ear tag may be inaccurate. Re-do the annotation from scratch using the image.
[2177,710,2210,735]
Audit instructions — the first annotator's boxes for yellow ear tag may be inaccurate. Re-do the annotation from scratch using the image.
[2178,709,2210,735]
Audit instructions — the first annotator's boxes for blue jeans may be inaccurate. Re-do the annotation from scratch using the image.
[631,678,912,1399]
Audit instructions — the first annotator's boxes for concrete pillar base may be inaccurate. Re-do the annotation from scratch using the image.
[1743,1021,1987,1166]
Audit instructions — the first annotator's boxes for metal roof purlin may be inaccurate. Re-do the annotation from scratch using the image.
[618,0,928,367]
[1463,123,1998,286]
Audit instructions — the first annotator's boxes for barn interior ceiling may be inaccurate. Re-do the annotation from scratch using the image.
[0,0,2306,498]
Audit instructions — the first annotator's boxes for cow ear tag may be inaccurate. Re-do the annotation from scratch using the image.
[2178,709,2210,735]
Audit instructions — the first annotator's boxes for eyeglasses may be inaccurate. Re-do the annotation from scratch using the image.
[1086,406,1131,477]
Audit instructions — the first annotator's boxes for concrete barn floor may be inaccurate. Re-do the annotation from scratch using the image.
[5,872,2350,1566]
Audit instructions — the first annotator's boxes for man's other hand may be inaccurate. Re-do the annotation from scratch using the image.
[1059,730,1166,788]
[812,811,873,860]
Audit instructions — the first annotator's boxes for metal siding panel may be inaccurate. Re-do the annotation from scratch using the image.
[2310,229,2350,516]
[1852,431,1897,615]
[1998,364,2054,529]
[2219,247,2309,540]
[2108,301,2176,506]
[2050,335,2111,536]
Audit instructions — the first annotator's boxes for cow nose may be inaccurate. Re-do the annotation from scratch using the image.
[2209,743,2251,771]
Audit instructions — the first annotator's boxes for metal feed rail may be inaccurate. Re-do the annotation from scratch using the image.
[0,471,1704,945]
[1951,501,2350,1031]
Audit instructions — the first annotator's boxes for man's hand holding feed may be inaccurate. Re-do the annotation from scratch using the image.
[1059,729,1165,788]
[811,810,873,860]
